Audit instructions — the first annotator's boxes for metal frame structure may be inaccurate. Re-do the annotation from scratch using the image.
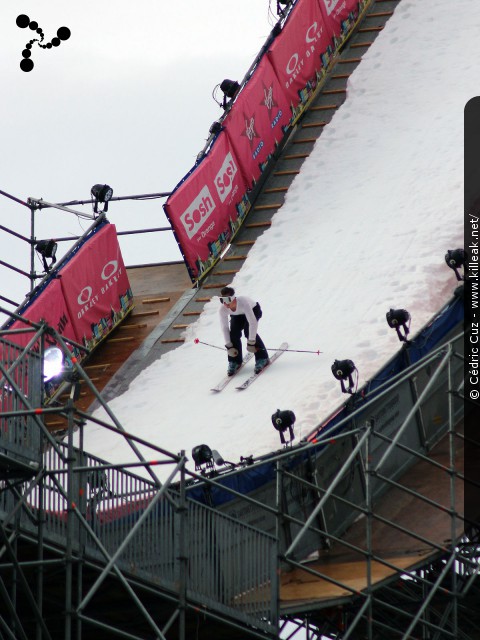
[0,307,476,639]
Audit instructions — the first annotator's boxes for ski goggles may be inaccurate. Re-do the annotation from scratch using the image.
[220,296,233,304]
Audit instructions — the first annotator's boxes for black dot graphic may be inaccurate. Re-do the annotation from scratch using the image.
[57,27,71,41]
[16,15,30,29]
[20,58,34,72]
[22,49,31,58]
[29,21,38,30]
[51,37,60,47]
[26,43,32,50]
[46,43,52,49]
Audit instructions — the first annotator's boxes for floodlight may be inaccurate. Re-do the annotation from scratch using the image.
[331,359,358,395]
[220,79,240,108]
[271,409,296,445]
[191,444,214,472]
[386,308,411,342]
[35,239,57,273]
[209,121,222,136]
[445,248,466,281]
[91,183,113,214]
[43,346,64,382]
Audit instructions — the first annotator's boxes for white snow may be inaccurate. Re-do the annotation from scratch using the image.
[81,0,472,479]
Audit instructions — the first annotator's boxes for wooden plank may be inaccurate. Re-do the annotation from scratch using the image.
[183,311,201,317]
[358,26,384,32]
[264,187,288,193]
[253,203,282,210]
[108,336,135,343]
[203,283,228,289]
[141,297,171,304]
[172,324,188,330]
[301,122,327,129]
[366,12,393,17]
[338,57,362,63]
[245,221,272,229]
[214,269,239,275]
[223,254,247,261]
[331,73,351,79]
[131,310,160,318]
[118,323,147,330]
[292,137,317,144]
[351,41,373,48]
[310,104,338,111]
[196,297,211,302]
[160,338,185,344]
[273,170,300,176]
[323,88,347,95]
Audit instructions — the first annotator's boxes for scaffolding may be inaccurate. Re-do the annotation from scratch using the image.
[0,311,477,639]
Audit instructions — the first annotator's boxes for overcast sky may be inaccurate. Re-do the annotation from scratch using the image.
[0,0,278,316]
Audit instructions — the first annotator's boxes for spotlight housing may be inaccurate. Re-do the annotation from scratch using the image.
[386,308,411,342]
[91,183,113,214]
[331,359,358,395]
[220,79,240,108]
[35,239,58,273]
[191,444,214,472]
[445,248,466,281]
[271,409,296,445]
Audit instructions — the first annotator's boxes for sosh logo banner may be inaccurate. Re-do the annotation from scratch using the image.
[16,14,71,72]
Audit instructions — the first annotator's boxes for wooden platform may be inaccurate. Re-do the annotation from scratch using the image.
[44,263,191,433]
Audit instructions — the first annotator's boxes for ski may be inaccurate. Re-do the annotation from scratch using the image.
[210,353,254,392]
[235,342,289,391]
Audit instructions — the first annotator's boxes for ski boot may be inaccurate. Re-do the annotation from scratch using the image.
[254,358,270,374]
[227,362,241,377]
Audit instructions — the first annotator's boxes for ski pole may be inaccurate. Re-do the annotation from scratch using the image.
[266,347,322,355]
[194,339,321,355]
[193,339,225,351]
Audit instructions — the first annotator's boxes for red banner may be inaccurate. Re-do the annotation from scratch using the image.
[267,0,333,118]
[316,0,360,44]
[3,278,79,352]
[164,133,250,280]
[223,56,292,189]
[59,223,133,352]
[2,222,133,360]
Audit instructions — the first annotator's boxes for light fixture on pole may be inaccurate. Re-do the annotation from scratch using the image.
[331,359,358,395]
[386,308,411,342]
[213,79,240,109]
[271,409,296,445]
[191,444,214,473]
[445,248,466,281]
[91,183,113,214]
[35,239,57,273]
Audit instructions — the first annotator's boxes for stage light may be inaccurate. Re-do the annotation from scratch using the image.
[331,359,358,395]
[271,409,296,445]
[219,79,240,108]
[91,183,113,214]
[386,308,411,342]
[445,248,466,281]
[191,444,214,472]
[209,121,222,136]
[35,239,57,273]
[43,346,64,382]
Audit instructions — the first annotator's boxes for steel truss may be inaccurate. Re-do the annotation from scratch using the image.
[0,311,476,639]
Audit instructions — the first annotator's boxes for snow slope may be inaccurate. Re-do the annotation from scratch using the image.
[82,0,472,479]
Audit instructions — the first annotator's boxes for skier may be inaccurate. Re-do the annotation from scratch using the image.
[219,286,270,376]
